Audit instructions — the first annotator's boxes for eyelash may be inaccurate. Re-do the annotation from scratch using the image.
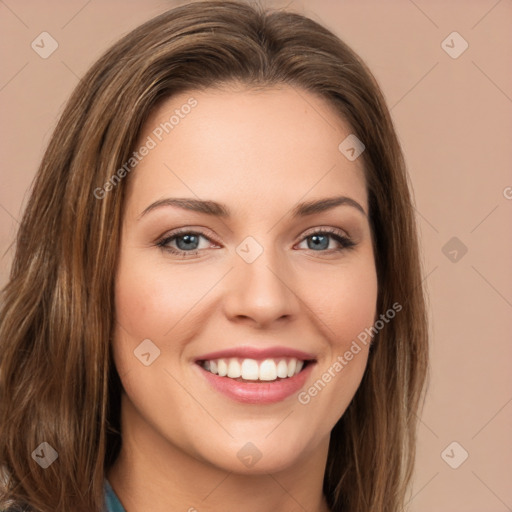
[156,227,356,258]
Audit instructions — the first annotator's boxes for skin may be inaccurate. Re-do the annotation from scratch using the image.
[107,84,378,512]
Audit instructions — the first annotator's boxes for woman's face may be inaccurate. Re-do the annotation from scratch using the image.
[113,84,378,474]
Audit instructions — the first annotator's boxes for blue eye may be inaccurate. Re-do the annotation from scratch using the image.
[298,229,355,252]
[157,230,209,256]
[156,228,355,258]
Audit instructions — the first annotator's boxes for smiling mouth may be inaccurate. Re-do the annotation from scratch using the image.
[197,357,315,383]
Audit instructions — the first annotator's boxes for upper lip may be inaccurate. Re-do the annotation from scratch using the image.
[195,345,317,362]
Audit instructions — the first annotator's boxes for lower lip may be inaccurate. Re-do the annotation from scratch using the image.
[195,362,315,404]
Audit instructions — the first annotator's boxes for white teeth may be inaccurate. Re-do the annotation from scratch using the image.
[259,359,277,381]
[217,359,228,377]
[286,358,296,377]
[241,359,259,380]
[200,357,309,382]
[276,360,288,378]
[227,359,241,378]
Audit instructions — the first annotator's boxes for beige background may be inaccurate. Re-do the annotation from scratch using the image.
[1,0,511,510]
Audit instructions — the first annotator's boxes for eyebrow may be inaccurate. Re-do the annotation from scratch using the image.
[137,195,367,220]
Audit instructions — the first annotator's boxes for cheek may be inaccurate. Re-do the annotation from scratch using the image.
[114,254,207,338]
[294,254,377,420]
[333,270,378,344]
[112,248,226,378]
[112,254,183,373]
[301,256,378,350]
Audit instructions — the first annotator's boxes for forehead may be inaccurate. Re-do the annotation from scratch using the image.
[125,85,368,216]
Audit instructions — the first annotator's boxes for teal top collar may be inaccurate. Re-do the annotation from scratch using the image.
[104,479,126,512]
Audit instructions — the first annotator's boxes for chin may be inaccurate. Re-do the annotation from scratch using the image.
[195,435,313,475]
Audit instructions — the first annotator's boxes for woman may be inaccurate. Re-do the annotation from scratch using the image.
[0,1,429,511]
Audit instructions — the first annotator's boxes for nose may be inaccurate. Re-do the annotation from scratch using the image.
[222,246,300,328]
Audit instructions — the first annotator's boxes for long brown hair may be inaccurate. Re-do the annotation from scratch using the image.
[0,1,429,510]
